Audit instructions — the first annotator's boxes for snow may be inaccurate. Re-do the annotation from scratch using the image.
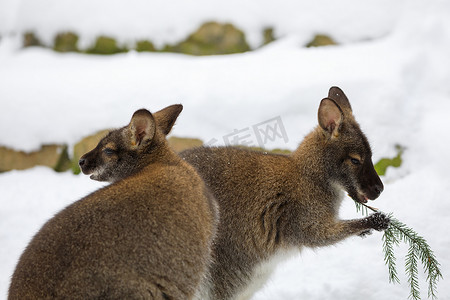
[1,0,450,299]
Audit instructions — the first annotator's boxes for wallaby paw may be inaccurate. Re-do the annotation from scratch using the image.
[367,212,390,231]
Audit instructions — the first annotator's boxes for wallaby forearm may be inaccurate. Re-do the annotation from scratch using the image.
[298,212,390,247]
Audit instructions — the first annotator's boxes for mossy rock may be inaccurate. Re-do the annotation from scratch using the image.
[262,27,276,46]
[306,34,337,47]
[237,145,291,155]
[86,36,127,55]
[23,32,41,48]
[166,22,251,55]
[54,32,79,52]
[54,145,72,172]
[268,148,291,155]
[167,137,290,154]
[374,145,404,176]
[72,129,110,174]
[136,40,156,52]
[0,144,71,172]
[167,136,203,153]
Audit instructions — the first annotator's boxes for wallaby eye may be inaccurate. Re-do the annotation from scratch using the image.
[103,148,116,156]
[350,158,361,165]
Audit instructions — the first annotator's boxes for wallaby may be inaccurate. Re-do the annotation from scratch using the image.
[8,105,218,300]
[180,87,390,300]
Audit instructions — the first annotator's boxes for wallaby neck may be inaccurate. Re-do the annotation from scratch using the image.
[118,134,182,183]
[144,134,182,167]
[291,127,340,195]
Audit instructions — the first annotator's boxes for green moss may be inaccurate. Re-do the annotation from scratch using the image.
[166,22,251,55]
[72,164,81,175]
[306,34,337,47]
[86,36,127,55]
[375,145,404,176]
[53,32,79,53]
[23,32,42,48]
[53,145,72,172]
[136,40,156,52]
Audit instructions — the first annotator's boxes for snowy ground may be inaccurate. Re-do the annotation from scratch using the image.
[1,0,450,299]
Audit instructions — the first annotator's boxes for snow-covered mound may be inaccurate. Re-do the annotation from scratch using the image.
[1,0,404,48]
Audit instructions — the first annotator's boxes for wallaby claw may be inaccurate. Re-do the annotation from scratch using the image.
[369,212,390,231]
[359,229,373,238]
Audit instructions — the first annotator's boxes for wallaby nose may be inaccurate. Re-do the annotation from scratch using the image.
[79,158,86,167]
[372,181,384,198]
[375,184,383,196]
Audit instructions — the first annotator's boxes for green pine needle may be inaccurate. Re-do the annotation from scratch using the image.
[355,202,443,299]
[382,218,400,284]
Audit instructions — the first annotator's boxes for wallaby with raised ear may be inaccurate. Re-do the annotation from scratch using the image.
[9,105,218,300]
[180,87,389,300]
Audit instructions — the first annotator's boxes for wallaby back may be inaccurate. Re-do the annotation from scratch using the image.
[181,87,389,300]
[9,105,218,300]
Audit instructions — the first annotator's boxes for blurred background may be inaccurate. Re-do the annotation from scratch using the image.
[1,0,449,299]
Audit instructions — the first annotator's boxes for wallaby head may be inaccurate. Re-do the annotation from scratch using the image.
[79,104,182,182]
[314,86,383,203]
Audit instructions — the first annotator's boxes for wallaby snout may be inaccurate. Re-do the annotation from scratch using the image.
[78,140,115,182]
[361,161,384,201]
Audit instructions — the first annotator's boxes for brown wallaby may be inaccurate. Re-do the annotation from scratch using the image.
[8,105,218,300]
[180,87,389,300]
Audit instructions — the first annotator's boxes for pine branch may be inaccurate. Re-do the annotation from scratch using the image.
[406,243,420,300]
[355,201,369,216]
[382,219,400,284]
[356,202,443,299]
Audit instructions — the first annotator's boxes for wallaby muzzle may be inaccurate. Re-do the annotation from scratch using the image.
[360,159,384,201]
[79,148,103,179]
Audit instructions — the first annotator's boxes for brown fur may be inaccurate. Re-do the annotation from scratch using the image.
[180,87,389,300]
[8,105,218,300]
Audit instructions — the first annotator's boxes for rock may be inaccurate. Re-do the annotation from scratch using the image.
[0,145,70,172]
[262,27,276,46]
[306,34,337,47]
[54,32,79,53]
[86,36,127,55]
[136,40,156,52]
[166,22,251,55]
[0,133,291,174]
[23,32,41,48]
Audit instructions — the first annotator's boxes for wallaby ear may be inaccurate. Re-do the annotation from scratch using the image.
[328,86,352,113]
[318,98,343,137]
[153,104,183,135]
[128,109,156,148]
